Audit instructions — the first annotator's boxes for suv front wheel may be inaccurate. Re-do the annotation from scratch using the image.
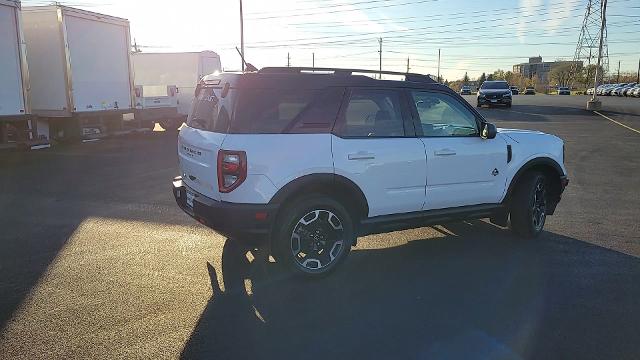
[510,171,547,238]
[274,195,355,277]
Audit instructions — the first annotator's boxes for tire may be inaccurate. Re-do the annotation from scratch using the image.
[273,195,355,277]
[506,103,512,108]
[509,171,548,238]
[476,103,481,108]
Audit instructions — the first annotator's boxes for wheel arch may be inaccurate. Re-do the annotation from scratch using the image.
[269,173,369,221]
[504,157,565,212]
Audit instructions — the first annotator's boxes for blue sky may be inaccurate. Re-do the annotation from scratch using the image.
[21,0,640,80]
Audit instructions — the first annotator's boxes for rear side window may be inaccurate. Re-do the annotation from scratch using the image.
[231,88,343,134]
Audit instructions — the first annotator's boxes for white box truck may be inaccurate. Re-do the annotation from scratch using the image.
[132,51,221,131]
[21,5,134,140]
[0,0,39,148]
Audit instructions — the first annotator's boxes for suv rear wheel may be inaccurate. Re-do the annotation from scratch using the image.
[510,171,547,238]
[274,195,355,277]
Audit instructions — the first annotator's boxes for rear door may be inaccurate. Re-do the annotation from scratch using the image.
[332,88,427,217]
[178,77,235,200]
[408,90,508,210]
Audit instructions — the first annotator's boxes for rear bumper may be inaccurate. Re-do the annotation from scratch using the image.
[172,176,277,241]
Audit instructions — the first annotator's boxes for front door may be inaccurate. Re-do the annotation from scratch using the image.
[408,90,508,210]
[332,88,427,217]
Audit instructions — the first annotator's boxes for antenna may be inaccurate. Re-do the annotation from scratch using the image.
[235,46,257,72]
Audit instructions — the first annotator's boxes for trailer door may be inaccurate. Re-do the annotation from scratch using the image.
[0,4,25,116]
[65,14,132,112]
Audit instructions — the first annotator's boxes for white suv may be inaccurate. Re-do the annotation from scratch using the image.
[173,67,569,276]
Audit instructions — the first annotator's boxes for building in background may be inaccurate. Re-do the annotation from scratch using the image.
[513,56,582,84]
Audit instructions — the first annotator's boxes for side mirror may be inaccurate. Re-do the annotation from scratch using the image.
[476,87,480,91]
[481,122,497,139]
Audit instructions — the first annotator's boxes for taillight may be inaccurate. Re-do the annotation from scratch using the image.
[217,150,247,193]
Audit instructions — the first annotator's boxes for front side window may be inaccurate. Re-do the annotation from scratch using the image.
[335,89,405,137]
[410,91,478,137]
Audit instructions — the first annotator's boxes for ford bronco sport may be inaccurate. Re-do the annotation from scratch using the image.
[172,67,568,276]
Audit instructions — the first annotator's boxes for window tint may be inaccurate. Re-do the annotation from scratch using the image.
[336,89,405,137]
[481,81,509,89]
[411,91,478,137]
[288,88,344,133]
[187,86,231,132]
[231,89,320,134]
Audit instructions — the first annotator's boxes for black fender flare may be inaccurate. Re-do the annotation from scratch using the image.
[268,173,369,218]
[504,157,564,203]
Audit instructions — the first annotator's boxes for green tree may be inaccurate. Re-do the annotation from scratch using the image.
[478,72,486,84]
[492,69,505,80]
[463,72,470,84]
[549,63,573,87]
[487,73,494,81]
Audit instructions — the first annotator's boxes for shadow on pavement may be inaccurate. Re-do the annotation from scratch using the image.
[180,220,639,360]
[0,133,182,329]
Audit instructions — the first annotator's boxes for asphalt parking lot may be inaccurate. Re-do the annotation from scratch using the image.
[1,95,638,359]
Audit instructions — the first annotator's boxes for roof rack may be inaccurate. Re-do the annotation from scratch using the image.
[258,67,436,84]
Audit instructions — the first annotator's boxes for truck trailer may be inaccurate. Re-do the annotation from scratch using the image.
[21,5,134,141]
[132,51,221,131]
[0,0,40,148]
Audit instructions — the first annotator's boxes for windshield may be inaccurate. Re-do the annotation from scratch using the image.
[481,81,509,89]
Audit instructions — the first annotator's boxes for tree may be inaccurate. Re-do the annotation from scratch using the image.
[478,72,486,84]
[492,69,505,80]
[549,63,573,87]
[462,72,470,84]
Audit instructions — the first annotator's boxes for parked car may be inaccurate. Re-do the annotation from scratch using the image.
[607,83,625,96]
[172,67,568,276]
[460,85,472,95]
[524,86,536,95]
[477,80,512,107]
[630,85,640,97]
[557,87,570,95]
[621,83,637,96]
[586,87,594,95]
[510,86,519,95]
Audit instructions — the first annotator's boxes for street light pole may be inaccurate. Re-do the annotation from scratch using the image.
[437,49,441,83]
[587,0,607,110]
[239,0,245,72]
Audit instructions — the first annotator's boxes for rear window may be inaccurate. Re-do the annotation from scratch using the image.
[186,86,231,132]
[230,88,344,134]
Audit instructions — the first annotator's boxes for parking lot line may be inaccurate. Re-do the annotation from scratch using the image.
[593,111,640,135]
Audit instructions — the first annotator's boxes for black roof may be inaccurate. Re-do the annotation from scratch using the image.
[229,66,448,92]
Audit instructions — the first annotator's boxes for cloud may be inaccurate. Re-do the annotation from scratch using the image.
[543,0,581,34]
[516,0,545,42]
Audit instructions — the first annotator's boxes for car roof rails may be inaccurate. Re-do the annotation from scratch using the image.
[258,67,437,84]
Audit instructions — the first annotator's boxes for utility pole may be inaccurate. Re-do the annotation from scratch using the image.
[312,52,315,69]
[637,57,639,83]
[406,57,410,73]
[378,38,382,79]
[239,0,245,72]
[587,0,607,110]
[437,49,441,83]
[617,60,620,82]
[287,52,290,67]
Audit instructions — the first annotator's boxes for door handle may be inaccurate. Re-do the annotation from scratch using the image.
[434,149,456,156]
[348,152,375,160]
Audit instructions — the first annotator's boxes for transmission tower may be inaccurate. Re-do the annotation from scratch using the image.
[572,0,609,85]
